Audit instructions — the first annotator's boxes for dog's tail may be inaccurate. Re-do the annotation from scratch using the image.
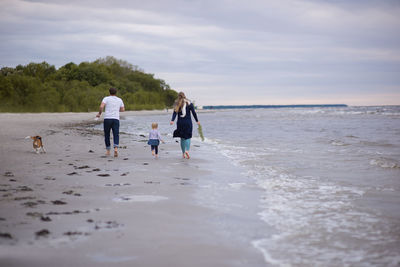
[25,136,32,139]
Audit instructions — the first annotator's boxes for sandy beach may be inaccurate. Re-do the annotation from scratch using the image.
[0,112,266,267]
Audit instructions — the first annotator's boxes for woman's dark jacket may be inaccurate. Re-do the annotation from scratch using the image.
[171,103,199,139]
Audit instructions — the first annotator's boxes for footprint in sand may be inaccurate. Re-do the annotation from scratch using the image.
[26,212,43,218]
[105,183,131,187]
[17,186,34,192]
[67,172,78,176]
[144,181,160,184]
[22,202,39,208]
[97,174,110,177]
[4,172,14,177]
[174,177,190,181]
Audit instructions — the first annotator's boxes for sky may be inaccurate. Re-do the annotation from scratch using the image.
[1,0,399,106]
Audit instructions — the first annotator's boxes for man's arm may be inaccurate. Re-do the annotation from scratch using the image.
[96,102,106,117]
[120,106,125,112]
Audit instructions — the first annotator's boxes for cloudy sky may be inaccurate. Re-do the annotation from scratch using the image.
[1,0,399,106]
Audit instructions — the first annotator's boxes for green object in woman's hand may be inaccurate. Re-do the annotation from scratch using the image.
[197,124,205,141]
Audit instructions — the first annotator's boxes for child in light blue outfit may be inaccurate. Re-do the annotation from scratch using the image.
[147,123,164,158]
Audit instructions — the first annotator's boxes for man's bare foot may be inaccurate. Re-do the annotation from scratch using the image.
[114,150,118,157]
[106,150,111,156]
[182,153,186,159]
[152,151,155,156]
[185,151,190,159]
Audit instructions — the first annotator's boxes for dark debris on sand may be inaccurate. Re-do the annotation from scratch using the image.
[64,231,90,236]
[94,220,123,230]
[63,190,82,196]
[35,229,50,237]
[51,200,67,205]
[14,196,36,201]
[0,233,13,239]
[76,165,90,169]
[40,216,52,222]
[46,210,90,215]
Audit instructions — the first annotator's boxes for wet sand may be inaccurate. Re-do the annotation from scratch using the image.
[0,112,265,267]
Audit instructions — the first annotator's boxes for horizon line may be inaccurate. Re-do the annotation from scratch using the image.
[201,104,348,110]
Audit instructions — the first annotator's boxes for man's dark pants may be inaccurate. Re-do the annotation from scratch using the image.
[103,119,120,150]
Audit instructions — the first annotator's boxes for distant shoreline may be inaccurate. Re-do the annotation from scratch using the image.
[202,104,348,110]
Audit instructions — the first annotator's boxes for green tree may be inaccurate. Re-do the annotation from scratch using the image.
[0,57,179,112]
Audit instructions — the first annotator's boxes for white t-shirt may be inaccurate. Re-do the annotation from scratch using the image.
[102,96,124,120]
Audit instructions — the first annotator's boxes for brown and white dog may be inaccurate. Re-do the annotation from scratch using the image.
[25,135,46,154]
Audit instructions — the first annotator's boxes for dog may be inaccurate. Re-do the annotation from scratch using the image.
[25,135,46,154]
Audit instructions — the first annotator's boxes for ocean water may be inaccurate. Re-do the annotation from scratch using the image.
[118,106,400,266]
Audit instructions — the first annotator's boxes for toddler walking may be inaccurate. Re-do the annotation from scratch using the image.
[147,123,164,158]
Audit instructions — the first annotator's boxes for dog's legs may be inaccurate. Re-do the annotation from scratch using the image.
[41,146,46,153]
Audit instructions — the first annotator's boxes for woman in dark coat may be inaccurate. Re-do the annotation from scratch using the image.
[170,92,200,159]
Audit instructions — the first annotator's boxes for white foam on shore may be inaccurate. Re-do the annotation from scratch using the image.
[249,164,400,266]
[113,195,168,203]
[370,157,400,169]
[205,139,400,266]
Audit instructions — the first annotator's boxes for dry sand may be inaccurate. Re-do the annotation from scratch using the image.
[0,112,265,267]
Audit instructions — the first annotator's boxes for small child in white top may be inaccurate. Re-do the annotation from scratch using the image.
[147,123,164,158]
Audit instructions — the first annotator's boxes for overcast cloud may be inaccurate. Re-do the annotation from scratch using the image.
[1,0,399,105]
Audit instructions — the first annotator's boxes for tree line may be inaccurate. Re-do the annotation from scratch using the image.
[0,56,178,112]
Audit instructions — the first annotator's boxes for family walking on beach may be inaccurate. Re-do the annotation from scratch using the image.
[97,88,200,159]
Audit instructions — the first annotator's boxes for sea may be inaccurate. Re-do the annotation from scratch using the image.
[117,106,400,266]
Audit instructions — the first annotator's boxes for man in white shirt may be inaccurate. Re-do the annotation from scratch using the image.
[96,88,125,157]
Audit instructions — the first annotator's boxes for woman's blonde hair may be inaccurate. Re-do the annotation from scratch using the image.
[174,92,186,113]
[151,122,158,129]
